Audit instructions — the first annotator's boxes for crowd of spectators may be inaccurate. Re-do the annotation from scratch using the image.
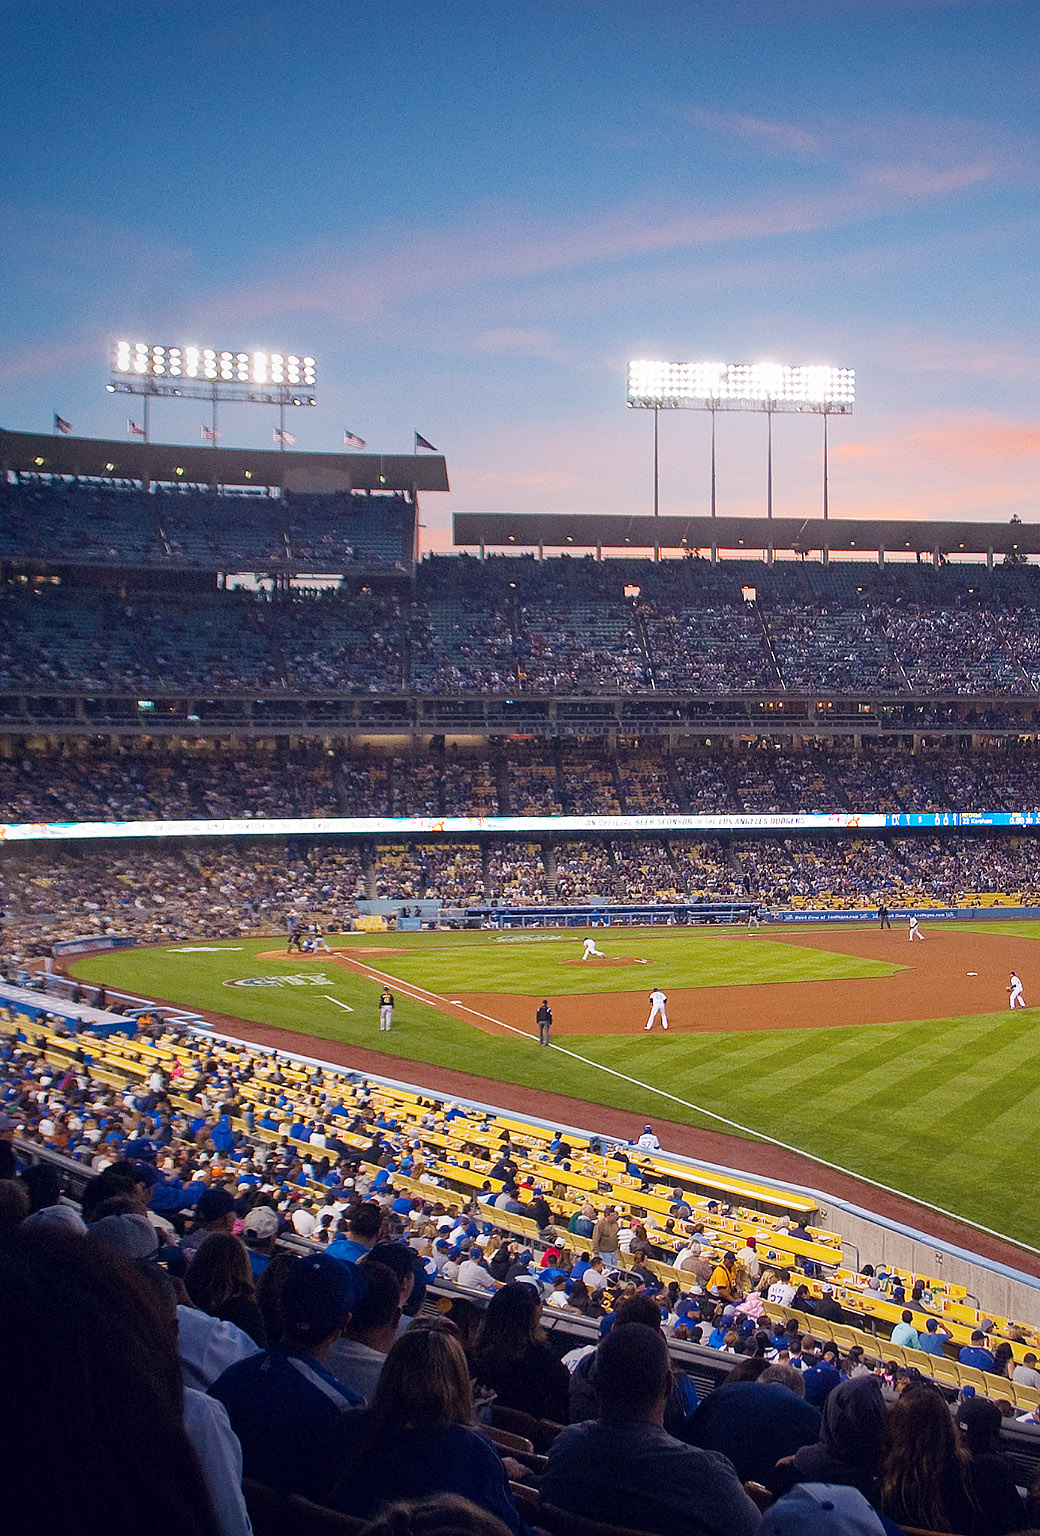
[5,824,1040,957]
[4,1011,1040,1536]
[6,739,1040,826]
[9,541,1040,702]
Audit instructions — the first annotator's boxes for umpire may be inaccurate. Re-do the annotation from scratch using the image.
[536,999,553,1046]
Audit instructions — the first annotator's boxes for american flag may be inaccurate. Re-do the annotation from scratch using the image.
[201,424,218,443]
[273,428,296,446]
[53,413,71,435]
[127,419,146,438]
[343,430,366,450]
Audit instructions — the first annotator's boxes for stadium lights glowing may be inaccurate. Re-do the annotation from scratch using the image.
[113,341,316,389]
[627,359,855,414]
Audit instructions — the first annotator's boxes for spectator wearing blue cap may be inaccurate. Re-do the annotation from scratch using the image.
[181,1186,237,1260]
[208,1251,365,1496]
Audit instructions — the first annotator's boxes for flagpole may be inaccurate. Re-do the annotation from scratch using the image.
[144,392,150,444]
[280,393,286,451]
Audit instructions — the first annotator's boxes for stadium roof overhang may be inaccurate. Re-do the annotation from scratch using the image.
[0,429,449,494]
[453,511,1040,557]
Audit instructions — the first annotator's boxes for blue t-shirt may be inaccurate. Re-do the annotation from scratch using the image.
[917,1330,949,1356]
[209,1347,362,1496]
[959,1344,997,1371]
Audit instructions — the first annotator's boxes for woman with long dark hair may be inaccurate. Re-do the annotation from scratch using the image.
[184,1232,267,1345]
[879,1379,1020,1535]
[470,1281,570,1423]
[324,1327,531,1535]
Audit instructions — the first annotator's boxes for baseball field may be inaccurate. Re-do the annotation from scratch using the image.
[69,920,1040,1251]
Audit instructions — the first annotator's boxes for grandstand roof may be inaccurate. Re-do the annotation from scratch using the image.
[454,511,1040,558]
[0,429,449,494]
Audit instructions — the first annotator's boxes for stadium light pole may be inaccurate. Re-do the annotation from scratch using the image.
[627,359,854,524]
[653,406,659,518]
[108,343,317,449]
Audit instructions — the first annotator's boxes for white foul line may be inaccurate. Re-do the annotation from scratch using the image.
[346,957,1040,1255]
[323,995,354,1013]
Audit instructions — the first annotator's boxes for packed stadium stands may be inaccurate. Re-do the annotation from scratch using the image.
[7,464,1040,1536]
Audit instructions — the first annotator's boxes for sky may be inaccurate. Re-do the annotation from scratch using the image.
[2,0,1039,551]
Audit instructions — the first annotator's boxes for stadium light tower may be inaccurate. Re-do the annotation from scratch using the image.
[107,342,317,445]
[627,359,855,521]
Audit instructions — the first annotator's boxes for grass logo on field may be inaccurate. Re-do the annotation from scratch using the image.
[225,972,336,988]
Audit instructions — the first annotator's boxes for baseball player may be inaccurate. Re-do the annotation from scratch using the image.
[1009,971,1025,1009]
[582,936,605,960]
[378,987,395,1031]
[644,987,668,1031]
[908,913,924,942]
[310,925,332,954]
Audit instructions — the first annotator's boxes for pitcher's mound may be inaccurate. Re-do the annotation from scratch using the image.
[561,956,646,968]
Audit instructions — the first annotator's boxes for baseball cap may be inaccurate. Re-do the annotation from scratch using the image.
[195,1188,236,1222]
[760,1484,888,1536]
[283,1253,364,1340]
[242,1206,279,1240]
[88,1213,162,1263]
[23,1204,88,1236]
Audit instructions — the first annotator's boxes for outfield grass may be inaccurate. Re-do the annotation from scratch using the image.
[70,924,1040,1249]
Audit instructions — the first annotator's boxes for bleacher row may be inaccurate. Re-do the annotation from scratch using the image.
[0,483,412,570]
[13,1001,1040,1405]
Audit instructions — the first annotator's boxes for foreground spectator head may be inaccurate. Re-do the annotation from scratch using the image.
[367,1326,475,1431]
[0,1178,30,1231]
[345,1259,401,1346]
[759,1363,807,1398]
[474,1280,543,1359]
[881,1379,968,1532]
[241,1204,279,1251]
[184,1232,255,1313]
[358,1495,513,1536]
[18,1161,61,1213]
[282,1250,361,1351]
[594,1321,671,1420]
[87,1211,162,1264]
[365,1240,427,1315]
[0,1226,220,1536]
[957,1394,1003,1457]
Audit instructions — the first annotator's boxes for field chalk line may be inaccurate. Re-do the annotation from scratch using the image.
[348,954,1040,1257]
[323,995,354,1013]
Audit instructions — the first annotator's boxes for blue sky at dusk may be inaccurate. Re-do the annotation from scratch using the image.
[2,0,1038,548]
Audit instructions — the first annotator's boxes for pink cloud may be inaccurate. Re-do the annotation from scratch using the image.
[684,109,824,156]
[861,161,996,196]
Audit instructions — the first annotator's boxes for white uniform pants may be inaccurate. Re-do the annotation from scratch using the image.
[645,1001,668,1030]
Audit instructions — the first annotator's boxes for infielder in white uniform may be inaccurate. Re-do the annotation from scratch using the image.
[1009,971,1025,1008]
[908,914,924,942]
[582,937,605,960]
[645,988,668,1031]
